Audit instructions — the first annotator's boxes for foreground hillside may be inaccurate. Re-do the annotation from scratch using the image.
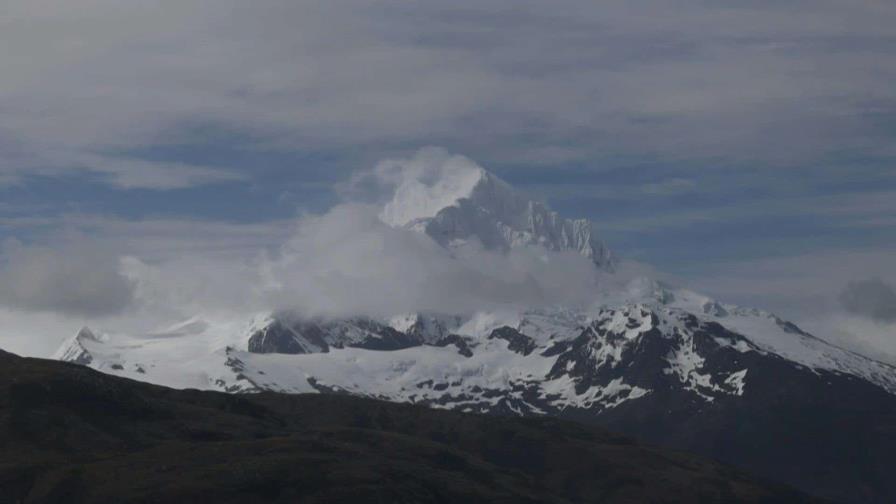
[0,349,820,504]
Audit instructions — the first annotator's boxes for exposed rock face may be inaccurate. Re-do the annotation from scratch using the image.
[433,334,474,357]
[247,316,423,354]
[247,319,328,354]
[488,326,537,356]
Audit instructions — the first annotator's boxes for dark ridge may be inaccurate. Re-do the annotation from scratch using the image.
[247,319,322,355]
[0,349,822,504]
[434,334,474,357]
[488,326,537,356]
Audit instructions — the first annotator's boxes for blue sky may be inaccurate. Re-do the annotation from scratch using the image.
[1,1,895,358]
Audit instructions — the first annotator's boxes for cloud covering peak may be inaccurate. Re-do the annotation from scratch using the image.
[377,148,487,227]
[262,202,603,317]
[0,150,613,340]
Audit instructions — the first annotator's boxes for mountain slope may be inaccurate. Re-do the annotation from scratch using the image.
[0,349,821,504]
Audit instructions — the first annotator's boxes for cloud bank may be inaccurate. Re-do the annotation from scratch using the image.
[261,203,602,317]
[0,152,605,328]
[683,249,896,365]
[0,235,136,317]
[2,1,895,188]
[112,149,633,324]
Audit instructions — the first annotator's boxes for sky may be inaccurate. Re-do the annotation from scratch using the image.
[1,1,895,361]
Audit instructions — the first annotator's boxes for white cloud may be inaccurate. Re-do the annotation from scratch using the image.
[596,189,896,232]
[0,307,90,359]
[259,203,602,318]
[684,248,896,364]
[73,154,246,190]
[0,234,136,317]
[0,150,612,355]
[104,202,603,324]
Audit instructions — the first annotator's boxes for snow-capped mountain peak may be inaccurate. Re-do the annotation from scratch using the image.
[380,157,488,228]
[378,153,613,269]
[52,326,103,365]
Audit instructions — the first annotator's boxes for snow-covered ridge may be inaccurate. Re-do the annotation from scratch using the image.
[53,286,896,416]
[657,287,896,395]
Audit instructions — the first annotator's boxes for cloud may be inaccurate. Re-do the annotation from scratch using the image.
[0,235,137,317]
[257,203,602,317]
[0,149,617,329]
[0,307,90,359]
[816,315,896,366]
[2,1,896,188]
[73,154,246,190]
[340,147,478,202]
[681,248,896,364]
[840,278,896,323]
[112,203,604,322]
[641,178,697,195]
[683,248,896,315]
[341,147,491,227]
[590,188,896,233]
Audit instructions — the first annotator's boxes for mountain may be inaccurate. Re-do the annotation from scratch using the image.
[0,349,821,503]
[51,165,896,503]
[381,160,613,269]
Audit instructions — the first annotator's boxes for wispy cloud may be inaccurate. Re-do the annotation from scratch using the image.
[590,189,896,232]
[681,247,896,364]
